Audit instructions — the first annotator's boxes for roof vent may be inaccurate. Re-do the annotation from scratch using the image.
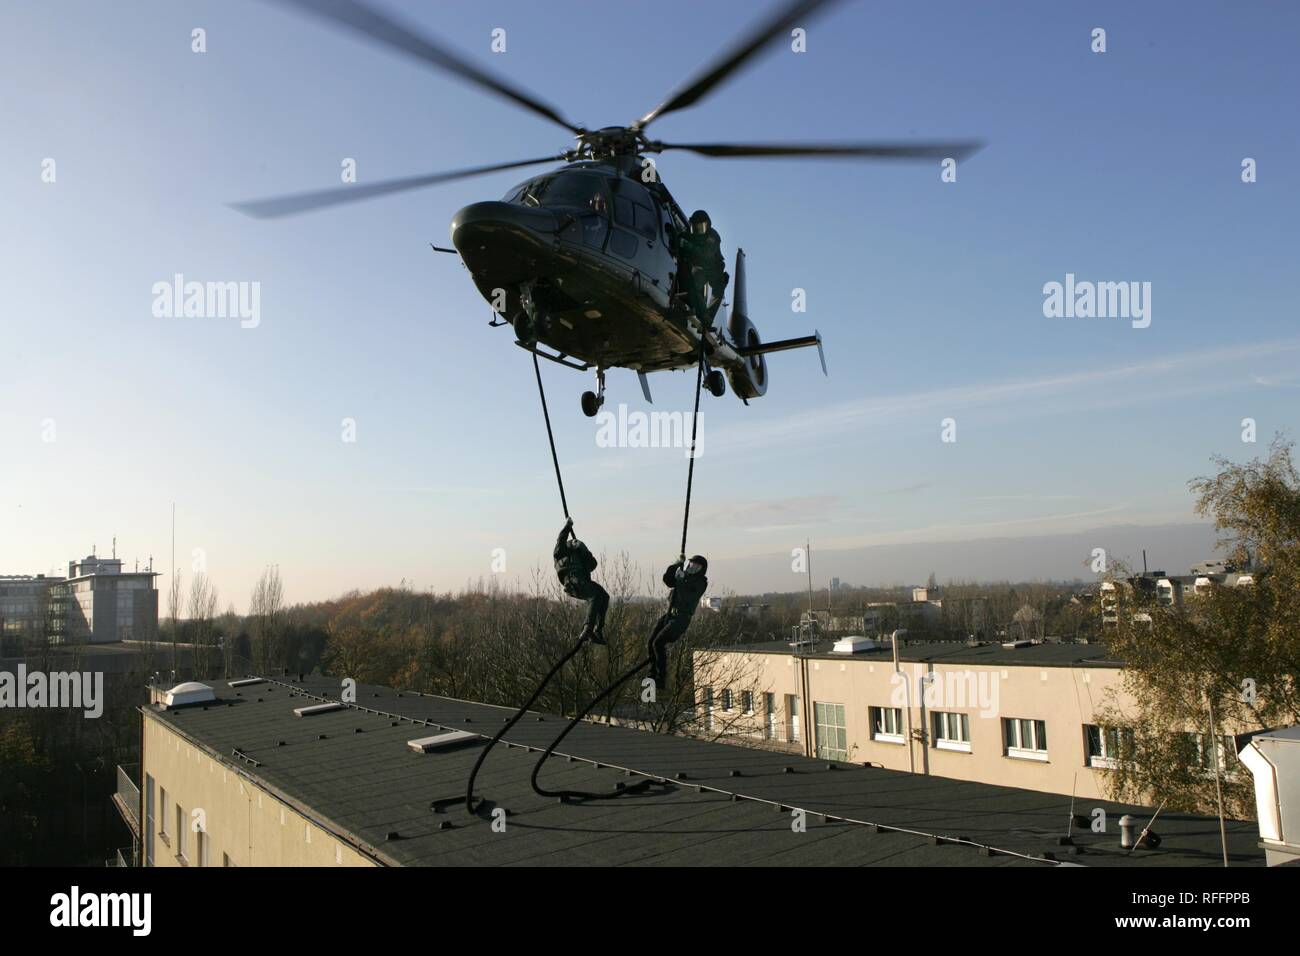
[1238,725,1300,865]
[831,635,880,654]
[293,701,345,718]
[162,681,216,708]
[1001,639,1035,649]
[408,730,478,753]
[229,678,265,687]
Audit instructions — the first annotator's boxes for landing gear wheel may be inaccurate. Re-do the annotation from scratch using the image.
[705,369,726,398]
[581,367,607,418]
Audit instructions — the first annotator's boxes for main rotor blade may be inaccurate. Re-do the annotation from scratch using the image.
[230,155,563,219]
[635,0,844,129]
[266,0,581,133]
[654,140,985,161]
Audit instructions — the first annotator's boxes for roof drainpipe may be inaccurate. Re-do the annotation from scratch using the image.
[799,651,813,759]
[892,629,915,775]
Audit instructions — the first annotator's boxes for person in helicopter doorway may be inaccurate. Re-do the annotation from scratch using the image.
[554,518,608,645]
[678,210,729,327]
[645,554,709,687]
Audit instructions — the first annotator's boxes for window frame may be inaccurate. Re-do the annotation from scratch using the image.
[813,701,848,762]
[932,711,972,752]
[1003,717,1049,761]
[870,705,905,744]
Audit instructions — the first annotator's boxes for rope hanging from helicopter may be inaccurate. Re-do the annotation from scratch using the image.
[527,336,708,802]
[464,342,707,811]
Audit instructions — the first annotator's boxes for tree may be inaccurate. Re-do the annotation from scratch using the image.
[248,565,285,675]
[1099,438,1300,816]
[187,573,219,679]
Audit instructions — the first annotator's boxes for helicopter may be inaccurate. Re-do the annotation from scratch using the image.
[234,0,982,417]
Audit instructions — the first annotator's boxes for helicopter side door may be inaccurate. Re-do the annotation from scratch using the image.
[609,178,673,307]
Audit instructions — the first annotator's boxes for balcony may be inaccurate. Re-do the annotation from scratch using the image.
[112,763,141,838]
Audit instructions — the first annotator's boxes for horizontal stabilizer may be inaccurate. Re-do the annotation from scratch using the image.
[735,331,827,375]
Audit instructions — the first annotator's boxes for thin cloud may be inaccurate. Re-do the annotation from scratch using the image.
[709,337,1300,456]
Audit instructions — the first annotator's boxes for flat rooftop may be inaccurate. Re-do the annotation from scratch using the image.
[144,674,1261,867]
[732,638,1124,668]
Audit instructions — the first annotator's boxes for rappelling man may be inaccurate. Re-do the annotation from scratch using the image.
[646,554,709,686]
[554,518,609,645]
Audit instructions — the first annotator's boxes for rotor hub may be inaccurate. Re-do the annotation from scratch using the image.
[567,127,654,163]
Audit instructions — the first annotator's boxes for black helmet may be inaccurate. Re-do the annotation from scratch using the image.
[689,209,711,233]
[686,555,708,574]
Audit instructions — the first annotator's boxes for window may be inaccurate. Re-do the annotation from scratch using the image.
[763,692,777,739]
[176,805,188,862]
[159,787,170,843]
[536,173,607,211]
[632,201,658,239]
[814,702,848,761]
[702,687,713,731]
[197,829,209,868]
[1004,718,1048,760]
[721,688,733,712]
[519,178,548,207]
[870,706,904,744]
[608,224,639,258]
[1182,732,1236,774]
[742,691,754,716]
[613,195,635,229]
[1084,724,1132,769]
[932,711,971,752]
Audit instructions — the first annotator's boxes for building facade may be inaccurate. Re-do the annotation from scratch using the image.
[0,554,158,647]
[0,574,66,647]
[58,555,159,644]
[694,637,1241,804]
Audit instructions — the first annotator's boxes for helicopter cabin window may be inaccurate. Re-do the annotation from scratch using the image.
[518,178,548,207]
[613,196,635,230]
[537,173,607,213]
[613,181,658,240]
[633,203,658,239]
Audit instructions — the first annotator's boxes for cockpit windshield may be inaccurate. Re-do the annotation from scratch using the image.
[504,173,610,215]
[537,173,608,214]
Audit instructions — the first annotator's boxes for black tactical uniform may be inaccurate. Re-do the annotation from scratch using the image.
[679,210,728,326]
[646,556,709,685]
[554,520,609,644]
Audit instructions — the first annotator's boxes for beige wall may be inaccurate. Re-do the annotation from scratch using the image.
[141,714,377,867]
[694,649,1133,802]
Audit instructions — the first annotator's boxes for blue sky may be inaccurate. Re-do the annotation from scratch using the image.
[2,0,1298,609]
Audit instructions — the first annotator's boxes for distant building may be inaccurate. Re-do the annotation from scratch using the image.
[830,577,841,591]
[0,574,66,646]
[0,553,159,646]
[1104,560,1258,626]
[59,555,160,643]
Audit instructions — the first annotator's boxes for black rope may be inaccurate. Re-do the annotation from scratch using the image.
[464,634,587,815]
[679,338,708,558]
[515,333,709,807]
[533,351,570,521]
[530,655,655,801]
